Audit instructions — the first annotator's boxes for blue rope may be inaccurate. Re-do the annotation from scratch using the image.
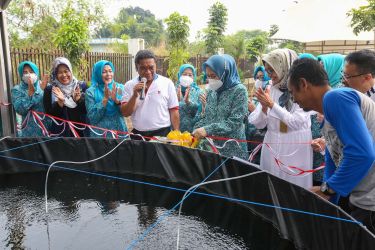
[0,137,61,154]
[0,153,361,228]
[126,158,230,250]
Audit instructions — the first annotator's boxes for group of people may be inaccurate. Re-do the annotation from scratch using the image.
[11,48,375,233]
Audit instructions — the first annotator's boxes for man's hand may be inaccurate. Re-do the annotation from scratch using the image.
[132,82,144,98]
[311,137,326,152]
[311,186,331,200]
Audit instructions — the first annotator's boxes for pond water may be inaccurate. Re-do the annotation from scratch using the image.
[0,172,296,250]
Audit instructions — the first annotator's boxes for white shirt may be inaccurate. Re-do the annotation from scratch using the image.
[123,75,179,131]
[248,86,313,189]
[366,84,375,102]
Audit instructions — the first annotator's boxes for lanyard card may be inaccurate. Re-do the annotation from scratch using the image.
[280,121,288,133]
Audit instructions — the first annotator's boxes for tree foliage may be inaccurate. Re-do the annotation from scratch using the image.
[7,0,104,50]
[164,12,190,81]
[348,0,375,35]
[269,24,279,37]
[95,7,164,46]
[279,40,304,53]
[108,34,130,54]
[204,2,228,55]
[246,35,269,62]
[53,1,90,67]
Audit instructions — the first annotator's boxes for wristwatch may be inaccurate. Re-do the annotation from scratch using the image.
[320,182,336,195]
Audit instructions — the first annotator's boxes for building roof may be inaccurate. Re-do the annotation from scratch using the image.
[89,38,126,45]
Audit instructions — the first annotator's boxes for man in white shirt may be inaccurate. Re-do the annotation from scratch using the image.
[343,49,375,102]
[121,50,179,139]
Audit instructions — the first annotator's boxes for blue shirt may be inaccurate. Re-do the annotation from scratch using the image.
[322,88,375,199]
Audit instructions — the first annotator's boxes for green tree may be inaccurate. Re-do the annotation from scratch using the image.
[187,31,206,55]
[348,0,375,35]
[246,34,269,62]
[53,1,90,67]
[7,0,51,34]
[223,33,246,64]
[279,40,304,53]
[95,7,164,46]
[27,16,59,50]
[269,24,279,37]
[223,30,270,63]
[7,0,55,49]
[7,0,104,49]
[204,2,228,54]
[108,34,129,53]
[164,12,190,81]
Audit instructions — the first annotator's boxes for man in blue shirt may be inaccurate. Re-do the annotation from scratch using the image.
[287,58,375,233]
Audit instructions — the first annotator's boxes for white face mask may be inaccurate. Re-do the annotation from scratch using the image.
[179,75,194,87]
[255,79,268,89]
[22,73,38,84]
[208,79,223,91]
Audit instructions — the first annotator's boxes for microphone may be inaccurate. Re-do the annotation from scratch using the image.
[140,77,147,100]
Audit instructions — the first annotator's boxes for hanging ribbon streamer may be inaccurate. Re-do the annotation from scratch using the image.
[26,110,324,177]
[263,143,324,176]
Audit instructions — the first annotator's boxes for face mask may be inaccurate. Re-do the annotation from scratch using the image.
[22,73,38,84]
[255,79,268,90]
[208,79,223,91]
[179,75,194,87]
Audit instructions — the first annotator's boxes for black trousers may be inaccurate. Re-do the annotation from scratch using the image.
[350,202,375,234]
[131,126,171,141]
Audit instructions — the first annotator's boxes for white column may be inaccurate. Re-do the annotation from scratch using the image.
[0,10,16,136]
[127,39,145,79]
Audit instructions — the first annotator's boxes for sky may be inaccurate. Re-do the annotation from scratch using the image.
[104,0,373,42]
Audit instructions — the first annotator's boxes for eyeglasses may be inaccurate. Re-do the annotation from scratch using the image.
[265,68,275,76]
[342,72,370,80]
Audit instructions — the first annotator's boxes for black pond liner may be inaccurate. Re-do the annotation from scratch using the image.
[0,137,374,249]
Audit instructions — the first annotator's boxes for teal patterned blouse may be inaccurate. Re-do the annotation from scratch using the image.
[311,114,324,183]
[178,86,203,133]
[85,84,128,138]
[194,84,249,159]
[11,83,47,137]
[11,61,49,137]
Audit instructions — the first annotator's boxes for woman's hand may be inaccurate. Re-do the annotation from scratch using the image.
[40,74,49,90]
[27,76,35,96]
[110,84,120,104]
[177,86,182,101]
[199,92,207,115]
[255,87,274,109]
[103,84,110,106]
[52,86,65,107]
[192,127,207,139]
[73,86,81,102]
[184,87,190,105]
[248,100,256,112]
